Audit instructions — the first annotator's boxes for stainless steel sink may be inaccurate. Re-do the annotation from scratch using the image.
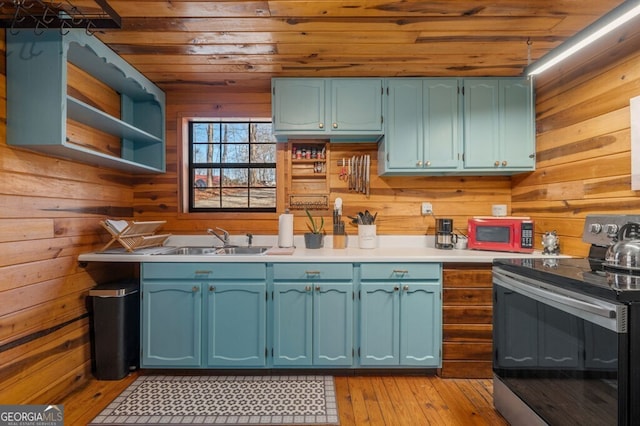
[215,246,270,255]
[159,246,270,256]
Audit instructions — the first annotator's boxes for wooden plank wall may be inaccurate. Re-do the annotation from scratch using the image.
[0,30,136,404]
[512,26,640,257]
[134,90,513,237]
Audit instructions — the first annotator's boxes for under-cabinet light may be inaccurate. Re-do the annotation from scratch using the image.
[526,1,640,76]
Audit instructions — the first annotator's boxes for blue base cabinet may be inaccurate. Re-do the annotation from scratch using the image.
[141,263,267,368]
[359,263,442,367]
[272,263,353,367]
[206,282,267,367]
[141,281,202,367]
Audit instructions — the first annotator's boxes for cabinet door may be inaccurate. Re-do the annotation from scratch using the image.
[314,282,353,366]
[384,79,423,170]
[360,283,400,365]
[272,79,325,132]
[273,283,313,366]
[141,281,202,367]
[463,79,500,169]
[400,283,441,366]
[423,79,461,169]
[331,78,382,132]
[500,79,535,168]
[206,282,266,367]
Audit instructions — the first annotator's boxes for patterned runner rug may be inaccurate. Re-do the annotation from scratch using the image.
[89,375,339,425]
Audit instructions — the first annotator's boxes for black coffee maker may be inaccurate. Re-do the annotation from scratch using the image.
[435,218,454,249]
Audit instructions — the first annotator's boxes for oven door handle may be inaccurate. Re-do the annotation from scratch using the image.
[494,268,626,333]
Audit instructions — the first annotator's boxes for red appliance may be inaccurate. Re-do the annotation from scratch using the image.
[467,217,534,253]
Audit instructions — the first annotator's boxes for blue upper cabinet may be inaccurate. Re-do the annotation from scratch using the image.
[6,29,166,174]
[379,77,534,175]
[463,78,535,171]
[380,78,460,174]
[272,78,383,141]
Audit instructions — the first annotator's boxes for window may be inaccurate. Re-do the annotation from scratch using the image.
[189,121,277,212]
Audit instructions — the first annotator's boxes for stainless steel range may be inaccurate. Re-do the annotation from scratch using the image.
[492,214,640,426]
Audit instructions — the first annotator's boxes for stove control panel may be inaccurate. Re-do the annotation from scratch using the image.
[583,214,640,246]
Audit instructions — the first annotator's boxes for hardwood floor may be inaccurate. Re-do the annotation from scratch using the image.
[60,372,508,425]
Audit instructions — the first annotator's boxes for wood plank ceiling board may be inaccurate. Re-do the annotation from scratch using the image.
[70,0,629,91]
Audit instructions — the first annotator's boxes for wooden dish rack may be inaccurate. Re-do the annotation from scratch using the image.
[100,220,170,252]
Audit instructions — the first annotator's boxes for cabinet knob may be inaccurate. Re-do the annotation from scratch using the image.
[502,160,508,166]
[192,286,200,292]
[416,161,422,167]
[332,122,338,128]
[403,285,409,291]
[394,286,400,291]
[319,123,324,129]
[315,285,321,292]
[305,285,311,292]
[425,161,431,167]
[494,161,500,167]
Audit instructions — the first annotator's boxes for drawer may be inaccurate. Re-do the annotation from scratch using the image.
[273,263,352,281]
[360,263,441,280]
[142,262,266,280]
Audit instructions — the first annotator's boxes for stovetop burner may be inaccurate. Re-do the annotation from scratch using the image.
[494,257,640,303]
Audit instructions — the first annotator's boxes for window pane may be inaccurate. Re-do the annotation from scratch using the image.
[252,123,277,142]
[193,123,220,142]
[222,123,249,143]
[251,144,276,162]
[250,188,276,208]
[194,168,220,188]
[222,168,248,187]
[193,144,221,163]
[222,188,249,208]
[223,144,249,163]
[193,188,221,208]
[250,168,276,187]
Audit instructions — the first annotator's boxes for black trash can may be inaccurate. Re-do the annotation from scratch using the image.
[89,280,140,380]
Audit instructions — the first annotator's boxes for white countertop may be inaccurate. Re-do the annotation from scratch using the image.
[78,234,568,263]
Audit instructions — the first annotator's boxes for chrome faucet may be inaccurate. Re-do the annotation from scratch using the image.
[207,227,230,246]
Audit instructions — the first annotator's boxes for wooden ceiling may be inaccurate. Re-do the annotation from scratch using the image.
[72,1,627,92]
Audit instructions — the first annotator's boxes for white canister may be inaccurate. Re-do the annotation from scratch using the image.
[358,224,377,249]
[492,204,507,217]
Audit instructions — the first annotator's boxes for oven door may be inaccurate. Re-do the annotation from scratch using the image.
[493,267,628,426]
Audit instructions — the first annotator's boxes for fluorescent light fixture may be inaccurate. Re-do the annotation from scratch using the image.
[526,1,640,75]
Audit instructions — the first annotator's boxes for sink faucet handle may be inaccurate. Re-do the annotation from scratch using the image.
[246,233,253,246]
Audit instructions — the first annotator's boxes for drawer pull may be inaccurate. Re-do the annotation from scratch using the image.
[194,270,213,275]
[305,270,321,276]
[393,269,408,275]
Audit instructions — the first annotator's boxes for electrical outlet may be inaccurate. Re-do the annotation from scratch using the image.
[421,202,433,216]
